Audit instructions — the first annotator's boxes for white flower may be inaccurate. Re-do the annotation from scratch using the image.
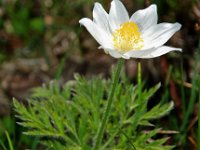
[79,0,182,59]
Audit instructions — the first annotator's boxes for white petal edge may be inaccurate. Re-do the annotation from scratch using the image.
[124,46,182,58]
[108,0,129,32]
[79,18,113,49]
[130,4,157,33]
[104,49,130,59]
[108,50,122,58]
[142,23,181,49]
[93,3,110,34]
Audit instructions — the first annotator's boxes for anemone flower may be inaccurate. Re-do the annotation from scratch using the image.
[79,0,182,59]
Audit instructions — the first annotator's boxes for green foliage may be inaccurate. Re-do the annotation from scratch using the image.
[0,131,14,150]
[0,117,15,150]
[0,52,7,64]
[29,18,45,32]
[2,1,44,36]
[5,131,14,150]
[0,116,40,150]
[13,74,174,149]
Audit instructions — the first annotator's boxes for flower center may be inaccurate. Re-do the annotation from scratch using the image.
[112,21,144,52]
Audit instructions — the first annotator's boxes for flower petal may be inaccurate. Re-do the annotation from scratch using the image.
[108,50,122,58]
[93,2,110,33]
[104,49,130,59]
[109,0,129,32]
[124,46,182,58]
[79,18,113,49]
[142,23,181,49]
[130,4,157,32]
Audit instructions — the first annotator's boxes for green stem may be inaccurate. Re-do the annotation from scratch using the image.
[180,56,186,116]
[198,79,200,150]
[137,62,141,88]
[180,70,197,132]
[93,58,124,150]
[137,61,142,104]
[5,131,14,150]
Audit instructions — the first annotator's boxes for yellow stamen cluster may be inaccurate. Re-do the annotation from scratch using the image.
[112,21,144,53]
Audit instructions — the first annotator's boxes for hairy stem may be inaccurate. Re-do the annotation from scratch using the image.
[93,58,124,150]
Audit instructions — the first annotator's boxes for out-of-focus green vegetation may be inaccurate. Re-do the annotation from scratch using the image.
[0,0,200,149]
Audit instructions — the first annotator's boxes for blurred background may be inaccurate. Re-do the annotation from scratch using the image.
[0,0,199,149]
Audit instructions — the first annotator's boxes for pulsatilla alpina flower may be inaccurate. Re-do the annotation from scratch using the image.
[79,0,182,59]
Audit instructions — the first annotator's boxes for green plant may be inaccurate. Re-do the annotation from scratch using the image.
[0,131,14,150]
[0,116,40,150]
[13,71,174,150]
